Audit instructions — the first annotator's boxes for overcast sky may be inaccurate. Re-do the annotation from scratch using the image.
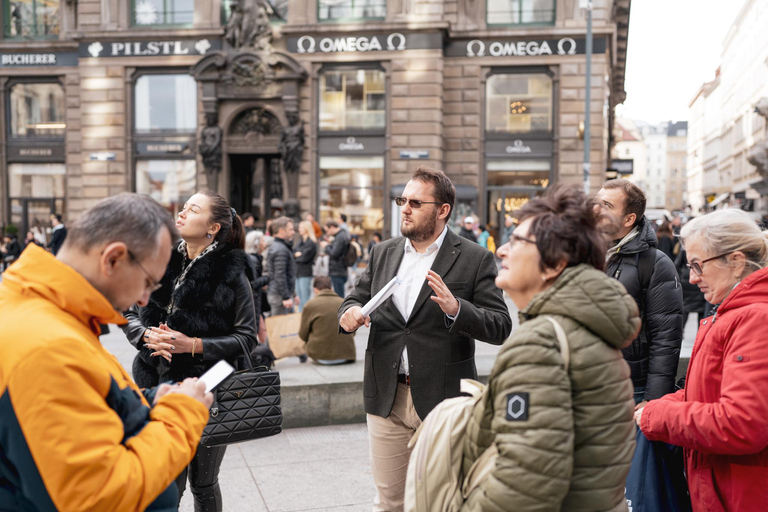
[618,0,747,124]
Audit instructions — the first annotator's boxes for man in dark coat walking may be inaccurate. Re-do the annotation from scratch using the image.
[339,167,512,512]
[323,220,349,297]
[597,179,683,407]
[266,217,297,315]
[47,214,66,255]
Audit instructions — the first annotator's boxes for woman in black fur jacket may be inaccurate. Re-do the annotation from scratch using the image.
[123,190,256,512]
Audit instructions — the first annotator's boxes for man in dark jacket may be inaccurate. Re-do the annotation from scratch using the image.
[266,216,297,315]
[47,214,66,255]
[323,220,349,297]
[597,179,683,407]
[458,216,477,243]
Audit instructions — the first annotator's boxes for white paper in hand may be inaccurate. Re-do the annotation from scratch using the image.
[198,360,235,393]
[361,276,402,318]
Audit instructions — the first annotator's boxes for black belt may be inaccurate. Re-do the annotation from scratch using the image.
[397,374,411,387]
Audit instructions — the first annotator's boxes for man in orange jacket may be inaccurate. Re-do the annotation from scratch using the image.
[0,193,213,512]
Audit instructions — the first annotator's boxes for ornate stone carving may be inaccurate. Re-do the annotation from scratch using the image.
[232,108,282,136]
[748,98,768,177]
[225,0,273,50]
[231,60,267,87]
[199,113,223,192]
[278,110,304,174]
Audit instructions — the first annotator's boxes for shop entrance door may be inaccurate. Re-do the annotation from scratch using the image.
[229,154,282,226]
[487,188,540,246]
[9,197,61,242]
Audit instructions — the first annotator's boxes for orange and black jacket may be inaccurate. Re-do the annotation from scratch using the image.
[0,245,209,511]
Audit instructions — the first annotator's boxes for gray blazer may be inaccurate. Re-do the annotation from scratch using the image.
[339,229,512,419]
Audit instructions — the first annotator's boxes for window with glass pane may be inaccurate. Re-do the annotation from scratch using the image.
[320,69,385,131]
[9,83,65,139]
[487,159,551,187]
[319,156,384,248]
[3,0,60,38]
[135,75,197,134]
[135,160,197,211]
[486,74,552,134]
[318,0,385,21]
[222,0,287,23]
[9,163,65,197]
[487,0,554,25]
[133,0,193,26]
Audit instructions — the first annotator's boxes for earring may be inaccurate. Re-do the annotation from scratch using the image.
[541,276,547,282]
[206,233,212,239]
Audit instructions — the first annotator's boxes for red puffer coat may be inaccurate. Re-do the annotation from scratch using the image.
[641,266,768,512]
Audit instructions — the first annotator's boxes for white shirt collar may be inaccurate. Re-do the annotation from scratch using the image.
[404,225,449,256]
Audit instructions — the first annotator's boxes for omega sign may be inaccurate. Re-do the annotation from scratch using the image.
[339,137,364,151]
[467,38,576,57]
[505,140,532,154]
[296,33,406,54]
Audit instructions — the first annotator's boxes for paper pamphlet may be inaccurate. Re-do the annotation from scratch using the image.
[360,276,402,318]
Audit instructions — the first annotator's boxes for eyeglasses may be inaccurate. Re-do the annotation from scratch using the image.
[510,233,536,246]
[395,197,445,209]
[686,252,732,276]
[127,250,163,293]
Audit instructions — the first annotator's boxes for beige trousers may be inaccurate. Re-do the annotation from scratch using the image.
[367,383,423,512]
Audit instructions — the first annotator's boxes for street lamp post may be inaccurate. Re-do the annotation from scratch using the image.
[582,0,593,193]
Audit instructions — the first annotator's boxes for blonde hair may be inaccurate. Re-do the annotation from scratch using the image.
[299,220,317,243]
[681,209,768,276]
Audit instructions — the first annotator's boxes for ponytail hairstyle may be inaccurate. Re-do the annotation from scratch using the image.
[199,189,246,249]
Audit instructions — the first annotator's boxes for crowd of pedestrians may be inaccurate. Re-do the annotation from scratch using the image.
[3,168,768,512]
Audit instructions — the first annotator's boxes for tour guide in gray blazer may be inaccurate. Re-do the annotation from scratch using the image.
[339,167,512,512]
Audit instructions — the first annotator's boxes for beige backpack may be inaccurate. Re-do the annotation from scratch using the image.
[404,316,570,512]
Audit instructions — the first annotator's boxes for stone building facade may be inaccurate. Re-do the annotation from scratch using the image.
[0,0,630,246]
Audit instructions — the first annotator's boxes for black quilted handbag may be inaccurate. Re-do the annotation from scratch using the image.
[200,339,282,447]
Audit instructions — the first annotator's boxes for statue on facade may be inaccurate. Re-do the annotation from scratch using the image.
[225,0,273,50]
[278,110,304,175]
[199,113,223,191]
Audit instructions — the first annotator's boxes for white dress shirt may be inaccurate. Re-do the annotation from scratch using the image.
[392,225,453,375]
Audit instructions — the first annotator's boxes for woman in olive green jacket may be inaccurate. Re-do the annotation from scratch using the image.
[462,185,641,512]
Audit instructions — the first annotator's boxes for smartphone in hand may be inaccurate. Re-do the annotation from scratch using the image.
[198,360,235,393]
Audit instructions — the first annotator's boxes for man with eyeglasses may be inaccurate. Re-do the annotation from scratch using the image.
[596,179,683,409]
[339,166,512,512]
[0,194,213,511]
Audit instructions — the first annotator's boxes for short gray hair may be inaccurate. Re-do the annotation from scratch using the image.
[245,230,263,255]
[64,193,179,261]
[681,209,768,276]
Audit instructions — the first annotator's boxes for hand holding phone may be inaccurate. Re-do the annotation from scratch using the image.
[198,360,235,393]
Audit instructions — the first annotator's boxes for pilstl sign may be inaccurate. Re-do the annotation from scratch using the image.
[79,39,220,58]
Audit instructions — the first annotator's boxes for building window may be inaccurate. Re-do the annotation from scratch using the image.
[132,0,193,26]
[8,164,66,237]
[135,160,197,211]
[9,83,65,139]
[320,68,385,131]
[319,156,383,247]
[135,74,197,134]
[222,0,287,23]
[3,0,59,38]
[486,73,552,134]
[318,0,386,21]
[487,0,555,26]
[486,159,551,188]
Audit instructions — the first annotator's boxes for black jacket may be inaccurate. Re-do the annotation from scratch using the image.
[339,229,513,419]
[47,225,66,255]
[267,237,296,299]
[122,242,257,387]
[605,217,683,400]
[459,227,477,243]
[248,252,270,328]
[326,229,349,277]
[294,237,317,278]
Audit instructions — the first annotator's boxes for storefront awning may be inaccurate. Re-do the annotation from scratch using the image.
[709,193,730,208]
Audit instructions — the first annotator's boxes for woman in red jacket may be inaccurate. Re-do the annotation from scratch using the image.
[635,209,768,512]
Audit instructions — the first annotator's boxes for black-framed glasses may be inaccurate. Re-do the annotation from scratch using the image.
[687,252,733,276]
[395,197,445,209]
[127,250,163,293]
[510,233,536,246]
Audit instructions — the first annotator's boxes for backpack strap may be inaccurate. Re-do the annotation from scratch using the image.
[636,248,655,342]
[544,316,570,372]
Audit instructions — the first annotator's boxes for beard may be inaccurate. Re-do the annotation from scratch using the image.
[401,208,439,243]
[598,212,624,240]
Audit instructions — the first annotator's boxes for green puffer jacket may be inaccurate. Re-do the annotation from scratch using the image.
[461,264,640,512]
